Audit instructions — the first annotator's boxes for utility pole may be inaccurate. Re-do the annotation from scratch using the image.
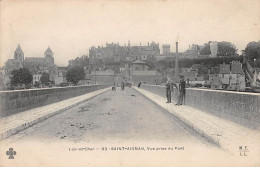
[175,42,179,82]
[95,61,96,85]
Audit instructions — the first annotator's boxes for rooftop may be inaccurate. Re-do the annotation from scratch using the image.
[44,47,53,54]
[15,44,23,54]
[219,64,230,74]
[25,57,45,62]
[132,60,146,64]
[231,63,244,74]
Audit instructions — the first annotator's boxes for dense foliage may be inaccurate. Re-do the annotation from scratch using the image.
[68,55,89,68]
[66,66,85,85]
[217,41,237,56]
[10,68,32,87]
[199,41,237,56]
[244,41,260,67]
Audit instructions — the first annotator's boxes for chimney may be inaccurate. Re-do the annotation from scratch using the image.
[175,42,179,82]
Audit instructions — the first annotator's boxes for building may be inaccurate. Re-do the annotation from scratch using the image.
[54,67,68,85]
[33,73,42,84]
[210,41,218,57]
[24,47,55,74]
[24,57,46,73]
[5,45,56,75]
[130,60,162,85]
[208,61,246,91]
[14,44,24,69]
[2,75,11,90]
[182,65,205,87]
[218,61,245,90]
[162,44,170,55]
[4,45,24,73]
[89,41,160,64]
[4,45,61,86]
[228,61,245,91]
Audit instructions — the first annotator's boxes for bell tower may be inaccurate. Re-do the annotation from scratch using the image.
[14,44,24,68]
[44,47,54,67]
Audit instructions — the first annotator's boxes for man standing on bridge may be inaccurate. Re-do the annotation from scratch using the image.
[176,75,186,106]
[165,77,178,103]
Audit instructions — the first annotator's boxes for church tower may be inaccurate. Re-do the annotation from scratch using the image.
[14,44,24,68]
[44,47,54,67]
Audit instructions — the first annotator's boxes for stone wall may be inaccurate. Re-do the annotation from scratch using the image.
[138,84,260,128]
[0,84,111,117]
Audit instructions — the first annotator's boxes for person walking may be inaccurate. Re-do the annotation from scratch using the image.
[165,80,172,103]
[176,75,186,106]
[138,82,142,88]
[121,82,125,91]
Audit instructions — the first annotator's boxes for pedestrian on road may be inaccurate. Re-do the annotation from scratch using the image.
[138,82,142,88]
[176,75,186,106]
[121,82,125,91]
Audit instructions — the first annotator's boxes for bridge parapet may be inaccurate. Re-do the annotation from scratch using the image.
[139,84,260,128]
[0,84,111,117]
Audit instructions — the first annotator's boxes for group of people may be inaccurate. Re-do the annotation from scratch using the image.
[165,75,186,106]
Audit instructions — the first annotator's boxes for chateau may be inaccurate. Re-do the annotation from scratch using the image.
[89,41,160,63]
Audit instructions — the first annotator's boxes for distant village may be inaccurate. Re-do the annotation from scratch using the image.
[0,41,259,92]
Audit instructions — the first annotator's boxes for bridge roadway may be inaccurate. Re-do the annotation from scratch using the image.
[0,87,235,166]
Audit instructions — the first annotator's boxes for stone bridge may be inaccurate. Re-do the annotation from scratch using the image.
[0,84,259,166]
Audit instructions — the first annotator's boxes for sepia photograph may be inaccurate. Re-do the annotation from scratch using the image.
[0,0,260,167]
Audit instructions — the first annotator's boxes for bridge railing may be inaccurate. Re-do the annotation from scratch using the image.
[139,84,260,128]
[0,84,112,117]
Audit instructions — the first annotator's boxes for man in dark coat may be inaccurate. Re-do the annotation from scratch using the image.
[165,80,171,103]
[138,82,142,88]
[176,75,186,106]
[165,78,178,103]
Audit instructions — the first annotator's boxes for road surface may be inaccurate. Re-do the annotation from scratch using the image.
[0,87,233,166]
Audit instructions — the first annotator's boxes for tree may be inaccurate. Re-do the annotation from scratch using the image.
[66,66,85,85]
[217,41,237,56]
[34,81,40,88]
[40,72,50,85]
[10,68,32,87]
[244,41,260,67]
[68,55,89,68]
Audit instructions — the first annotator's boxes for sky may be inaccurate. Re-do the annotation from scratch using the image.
[1,0,260,67]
